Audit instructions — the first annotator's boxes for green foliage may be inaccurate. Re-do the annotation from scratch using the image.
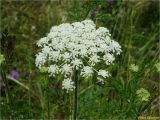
[0,0,159,119]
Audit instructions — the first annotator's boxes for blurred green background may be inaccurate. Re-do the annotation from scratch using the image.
[0,0,159,119]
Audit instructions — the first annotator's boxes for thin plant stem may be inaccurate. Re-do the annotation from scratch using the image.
[0,68,10,103]
[47,76,50,119]
[73,69,78,120]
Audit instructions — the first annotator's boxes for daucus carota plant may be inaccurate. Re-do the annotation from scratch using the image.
[35,19,122,92]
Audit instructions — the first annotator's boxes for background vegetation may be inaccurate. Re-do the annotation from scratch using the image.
[0,0,159,119]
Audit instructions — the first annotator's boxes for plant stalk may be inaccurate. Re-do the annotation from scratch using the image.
[73,69,78,120]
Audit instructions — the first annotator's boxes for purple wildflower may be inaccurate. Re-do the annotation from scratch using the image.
[10,70,19,80]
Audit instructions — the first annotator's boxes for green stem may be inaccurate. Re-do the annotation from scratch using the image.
[73,69,78,120]
[0,68,10,103]
[47,76,50,119]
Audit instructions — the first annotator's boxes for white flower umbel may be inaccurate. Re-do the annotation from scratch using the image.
[97,70,110,84]
[81,66,93,78]
[97,77,105,84]
[98,70,110,78]
[35,19,122,92]
[62,78,75,92]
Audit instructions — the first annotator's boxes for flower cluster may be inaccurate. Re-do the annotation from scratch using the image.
[136,88,150,102]
[9,70,20,80]
[155,63,160,72]
[35,20,122,91]
[62,78,75,92]
[130,64,139,72]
